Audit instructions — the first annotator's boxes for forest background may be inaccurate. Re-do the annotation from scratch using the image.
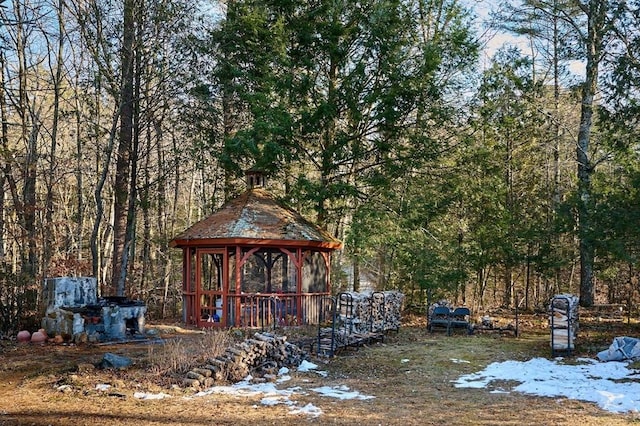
[1,0,639,334]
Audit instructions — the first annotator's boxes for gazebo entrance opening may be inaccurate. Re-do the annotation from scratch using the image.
[186,245,331,328]
[197,249,225,324]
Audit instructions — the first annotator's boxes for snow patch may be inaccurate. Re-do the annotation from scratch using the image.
[454,357,640,413]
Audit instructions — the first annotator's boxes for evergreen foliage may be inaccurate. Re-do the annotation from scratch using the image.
[0,0,639,333]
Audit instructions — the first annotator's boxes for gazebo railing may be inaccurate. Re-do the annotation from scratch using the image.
[225,293,327,328]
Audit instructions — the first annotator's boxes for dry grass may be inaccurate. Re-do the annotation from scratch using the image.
[146,328,231,375]
[315,321,640,425]
[1,315,640,425]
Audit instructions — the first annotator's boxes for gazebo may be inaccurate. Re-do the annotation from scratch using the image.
[169,171,343,328]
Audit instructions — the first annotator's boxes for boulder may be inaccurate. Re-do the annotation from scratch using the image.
[17,330,31,343]
[100,353,133,369]
[31,331,47,344]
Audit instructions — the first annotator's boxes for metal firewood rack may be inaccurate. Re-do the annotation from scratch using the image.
[315,292,388,357]
[550,295,576,357]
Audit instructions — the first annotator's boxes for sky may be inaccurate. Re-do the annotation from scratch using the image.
[467,0,586,78]
[467,0,536,57]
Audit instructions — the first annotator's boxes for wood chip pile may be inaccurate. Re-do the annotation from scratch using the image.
[549,294,579,351]
[183,332,307,387]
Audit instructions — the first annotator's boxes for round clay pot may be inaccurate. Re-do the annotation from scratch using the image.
[31,331,47,344]
[17,330,31,343]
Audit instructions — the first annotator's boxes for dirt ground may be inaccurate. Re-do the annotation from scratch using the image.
[1,314,639,426]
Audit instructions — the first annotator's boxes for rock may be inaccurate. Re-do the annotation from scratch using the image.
[17,330,31,343]
[100,353,133,369]
[31,331,47,344]
[145,328,160,337]
[74,332,88,345]
[263,374,277,382]
[183,378,200,388]
[56,384,73,393]
[77,363,96,373]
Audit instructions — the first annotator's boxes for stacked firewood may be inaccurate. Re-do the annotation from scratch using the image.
[380,291,404,331]
[549,294,579,351]
[340,291,404,334]
[427,300,452,320]
[183,332,307,387]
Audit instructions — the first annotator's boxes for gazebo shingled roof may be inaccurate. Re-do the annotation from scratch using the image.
[169,187,342,249]
[170,183,341,328]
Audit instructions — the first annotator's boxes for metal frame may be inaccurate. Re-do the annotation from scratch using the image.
[550,295,575,356]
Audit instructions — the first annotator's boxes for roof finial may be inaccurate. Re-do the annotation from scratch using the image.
[245,167,266,189]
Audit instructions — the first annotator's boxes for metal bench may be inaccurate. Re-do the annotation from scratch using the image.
[428,306,452,334]
[428,305,473,336]
[449,307,472,335]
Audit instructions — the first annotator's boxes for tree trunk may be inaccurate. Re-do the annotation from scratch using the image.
[74,94,84,259]
[140,124,151,299]
[111,0,136,296]
[353,256,360,292]
[503,266,512,308]
[0,52,8,262]
[43,0,66,275]
[576,0,607,308]
[91,100,119,293]
[166,132,181,318]
[1,50,24,265]
[15,2,39,319]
